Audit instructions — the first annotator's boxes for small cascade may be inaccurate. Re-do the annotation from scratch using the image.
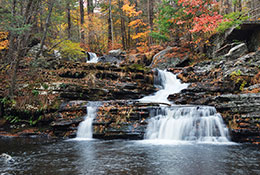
[139,69,189,104]
[139,69,231,143]
[145,106,230,143]
[76,102,100,139]
[86,52,99,63]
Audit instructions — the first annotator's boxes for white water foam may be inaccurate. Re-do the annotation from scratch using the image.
[74,102,100,140]
[139,69,188,104]
[87,52,99,63]
[145,106,232,144]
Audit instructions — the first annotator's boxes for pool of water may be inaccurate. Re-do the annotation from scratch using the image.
[0,138,259,175]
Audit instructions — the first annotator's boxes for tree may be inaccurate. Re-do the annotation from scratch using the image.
[147,0,154,45]
[66,0,72,39]
[36,0,55,58]
[108,0,114,49]
[79,0,85,43]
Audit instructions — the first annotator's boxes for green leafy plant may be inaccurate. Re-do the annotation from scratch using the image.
[4,115,21,124]
[1,97,16,107]
[239,80,247,91]
[42,83,49,90]
[54,39,85,60]
[32,89,39,96]
[217,11,249,33]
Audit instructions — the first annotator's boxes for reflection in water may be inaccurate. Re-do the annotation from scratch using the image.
[0,138,260,175]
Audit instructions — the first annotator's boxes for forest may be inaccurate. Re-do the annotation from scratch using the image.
[0,0,258,98]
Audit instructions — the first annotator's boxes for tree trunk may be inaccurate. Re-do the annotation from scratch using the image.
[7,0,41,97]
[148,0,154,45]
[108,0,114,49]
[87,0,94,49]
[87,0,94,14]
[127,17,131,49]
[36,0,54,58]
[118,0,126,50]
[237,0,242,12]
[67,1,71,39]
[79,0,85,44]
[134,0,139,44]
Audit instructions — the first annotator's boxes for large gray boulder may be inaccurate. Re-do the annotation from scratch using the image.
[150,47,188,69]
[98,49,126,64]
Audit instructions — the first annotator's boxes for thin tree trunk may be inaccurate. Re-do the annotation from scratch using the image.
[79,0,85,43]
[87,0,94,49]
[148,0,154,45]
[36,0,54,58]
[87,0,94,14]
[134,0,139,44]
[67,1,71,39]
[127,17,131,49]
[108,0,114,49]
[118,0,126,49]
[237,0,242,12]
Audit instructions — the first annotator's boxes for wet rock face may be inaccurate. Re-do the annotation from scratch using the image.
[169,49,260,143]
[50,100,163,139]
[213,94,260,143]
[93,101,153,139]
[54,63,155,101]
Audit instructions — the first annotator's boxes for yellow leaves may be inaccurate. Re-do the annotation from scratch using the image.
[122,4,142,17]
[0,32,9,50]
[132,31,148,40]
[129,19,147,28]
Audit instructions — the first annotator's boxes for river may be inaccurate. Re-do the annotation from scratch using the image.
[0,138,259,175]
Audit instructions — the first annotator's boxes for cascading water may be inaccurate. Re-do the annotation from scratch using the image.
[86,52,99,63]
[140,69,231,143]
[139,69,189,104]
[145,106,230,143]
[76,102,100,140]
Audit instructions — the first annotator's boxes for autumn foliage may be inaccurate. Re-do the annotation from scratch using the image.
[0,32,8,50]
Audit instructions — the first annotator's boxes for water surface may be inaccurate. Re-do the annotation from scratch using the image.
[0,138,259,175]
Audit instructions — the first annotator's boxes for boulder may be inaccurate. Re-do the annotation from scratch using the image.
[213,43,238,58]
[149,47,182,69]
[108,49,125,57]
[224,43,248,60]
[98,55,122,64]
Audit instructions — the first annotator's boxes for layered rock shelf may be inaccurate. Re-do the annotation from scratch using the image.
[169,48,260,144]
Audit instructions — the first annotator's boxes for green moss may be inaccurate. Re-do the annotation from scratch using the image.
[128,64,150,72]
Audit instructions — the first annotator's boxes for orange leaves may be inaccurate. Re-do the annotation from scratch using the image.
[122,4,142,17]
[132,31,149,40]
[129,19,147,28]
[0,32,9,50]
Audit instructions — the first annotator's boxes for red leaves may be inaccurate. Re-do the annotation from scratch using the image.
[190,13,223,33]
[176,0,223,34]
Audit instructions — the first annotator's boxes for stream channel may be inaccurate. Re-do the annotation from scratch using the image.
[0,138,260,175]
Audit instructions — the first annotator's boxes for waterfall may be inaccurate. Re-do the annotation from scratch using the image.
[140,69,231,143]
[76,102,100,140]
[87,52,99,63]
[139,69,189,104]
[145,106,230,143]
